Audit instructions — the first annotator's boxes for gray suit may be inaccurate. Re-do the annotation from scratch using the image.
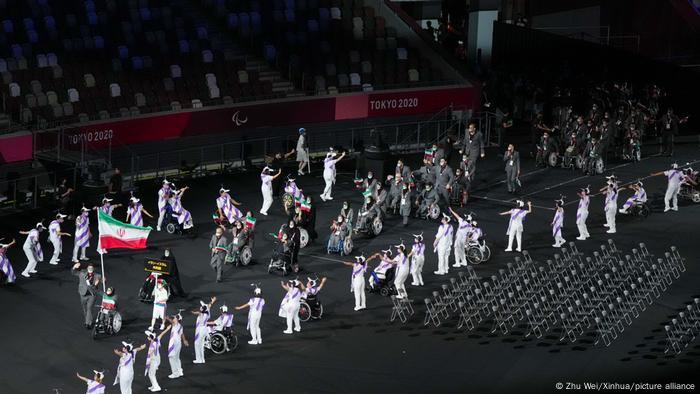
[209,234,228,281]
[72,267,101,325]
[433,164,455,206]
[463,132,485,161]
[504,150,521,192]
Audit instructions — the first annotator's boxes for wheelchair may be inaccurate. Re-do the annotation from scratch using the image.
[163,204,182,234]
[464,238,491,265]
[299,294,324,322]
[583,155,605,175]
[561,145,580,170]
[354,210,383,237]
[622,138,641,162]
[138,273,171,303]
[416,198,441,220]
[327,231,353,256]
[465,239,491,265]
[267,234,292,276]
[449,184,469,207]
[625,199,651,218]
[225,238,253,266]
[92,306,122,339]
[536,146,559,168]
[369,266,396,297]
[679,184,700,203]
[205,326,238,355]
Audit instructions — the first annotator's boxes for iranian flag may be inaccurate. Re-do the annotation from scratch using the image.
[97,209,152,250]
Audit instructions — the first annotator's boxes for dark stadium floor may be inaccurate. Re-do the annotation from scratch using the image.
[1,144,700,394]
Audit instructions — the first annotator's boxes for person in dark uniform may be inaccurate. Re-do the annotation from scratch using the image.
[285,219,301,272]
[658,108,686,157]
[72,262,101,329]
[504,144,521,194]
[162,248,186,298]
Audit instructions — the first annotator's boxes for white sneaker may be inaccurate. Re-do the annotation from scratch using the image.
[618,209,627,214]
[320,195,327,201]
[294,327,301,332]
[516,248,522,252]
[298,170,304,176]
[49,262,58,265]
[150,387,161,392]
[603,224,610,228]
[168,374,179,379]
[433,270,442,275]
[326,196,333,200]
[358,306,366,310]
[21,272,30,278]
[259,211,268,216]
[606,229,616,234]
[157,227,161,232]
[283,329,293,334]
[576,236,586,241]
[193,360,204,364]
[257,340,262,344]
[504,248,512,252]
[452,263,461,268]
[353,306,360,311]
[672,207,678,211]
[664,207,670,212]
[29,270,38,273]
[552,244,559,248]
[248,340,257,345]
[80,257,89,261]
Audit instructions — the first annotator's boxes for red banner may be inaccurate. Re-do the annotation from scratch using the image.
[35,84,477,151]
[0,132,33,164]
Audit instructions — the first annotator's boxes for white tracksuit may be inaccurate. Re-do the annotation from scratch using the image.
[193,312,209,363]
[279,287,302,332]
[453,219,471,267]
[167,322,184,377]
[393,253,410,297]
[71,213,89,262]
[247,297,265,343]
[552,207,565,247]
[157,186,170,231]
[663,170,682,211]
[411,242,425,285]
[113,351,136,394]
[145,338,161,391]
[434,223,453,274]
[48,220,62,264]
[260,173,273,214]
[21,229,42,276]
[321,157,339,200]
[506,209,528,252]
[351,263,367,310]
[604,187,618,233]
[576,195,590,239]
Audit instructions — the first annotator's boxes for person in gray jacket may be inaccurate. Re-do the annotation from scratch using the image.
[461,122,486,179]
[433,158,455,207]
[395,159,411,180]
[504,144,521,193]
[72,262,102,329]
[209,226,228,282]
[399,183,413,226]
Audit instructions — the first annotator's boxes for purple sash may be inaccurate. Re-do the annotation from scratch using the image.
[75,214,90,248]
[168,324,182,356]
[576,197,589,221]
[507,209,527,234]
[0,250,16,283]
[145,338,160,375]
[86,380,105,393]
[552,209,563,236]
[158,187,169,212]
[194,312,209,341]
[128,204,143,226]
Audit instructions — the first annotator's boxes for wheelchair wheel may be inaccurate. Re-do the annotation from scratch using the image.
[240,246,252,266]
[481,244,491,262]
[267,260,274,274]
[92,315,104,339]
[594,158,605,174]
[428,204,441,220]
[228,332,238,351]
[467,247,484,265]
[575,155,585,169]
[313,303,324,319]
[371,217,383,236]
[692,192,700,203]
[547,152,558,167]
[634,149,641,162]
[299,228,309,248]
[298,301,312,322]
[342,238,353,256]
[166,222,176,234]
[209,332,227,355]
[138,287,152,303]
[282,193,294,209]
[111,312,122,334]
[638,204,650,218]
[379,287,390,297]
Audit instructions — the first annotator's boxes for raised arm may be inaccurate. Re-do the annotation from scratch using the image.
[272,170,283,180]
[76,372,89,383]
[113,348,124,357]
[141,207,154,218]
[526,201,533,214]
[498,209,512,216]
[158,324,172,339]
[448,206,461,221]
[649,171,665,177]
[316,277,328,291]
[235,302,251,310]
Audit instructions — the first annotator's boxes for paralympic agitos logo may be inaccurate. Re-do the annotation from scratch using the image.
[231,111,248,126]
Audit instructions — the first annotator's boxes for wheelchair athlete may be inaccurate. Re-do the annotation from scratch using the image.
[415,183,439,219]
[354,195,382,234]
[327,215,352,255]
[226,220,253,265]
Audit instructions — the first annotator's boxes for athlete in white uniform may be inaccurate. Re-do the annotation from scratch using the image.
[144,327,171,392]
[408,234,425,286]
[279,279,304,334]
[575,187,591,240]
[156,179,172,231]
[113,341,146,394]
[433,214,453,275]
[320,148,346,201]
[259,166,282,216]
[651,163,684,212]
[341,256,369,310]
[600,175,619,234]
[449,207,472,267]
[72,206,91,263]
[551,197,566,248]
[500,200,532,252]
[19,222,44,277]
[236,285,266,344]
[166,312,188,379]
[48,213,70,265]
[76,370,106,394]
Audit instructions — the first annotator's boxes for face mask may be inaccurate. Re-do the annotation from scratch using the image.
[289,223,294,228]
[343,204,348,209]
[87,267,94,274]
[368,174,373,179]
[164,251,170,257]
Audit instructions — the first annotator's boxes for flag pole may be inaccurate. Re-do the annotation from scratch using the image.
[100,251,106,292]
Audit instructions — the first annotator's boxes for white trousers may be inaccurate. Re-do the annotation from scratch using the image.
[507,227,523,251]
[285,303,301,332]
[22,246,38,275]
[322,170,334,198]
[394,266,409,297]
[194,328,206,362]
[352,277,366,309]
[576,210,589,238]
[260,186,273,214]
[168,342,183,376]
[437,243,450,273]
[118,370,133,394]
[411,255,424,285]
[454,238,466,266]
[605,207,616,232]
[157,209,166,230]
[49,238,61,264]
[664,185,680,210]
[72,243,87,261]
[147,362,160,390]
[553,231,565,246]
[248,313,262,343]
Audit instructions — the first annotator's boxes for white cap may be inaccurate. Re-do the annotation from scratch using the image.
[36,221,44,229]
[220,305,228,313]
[81,206,90,212]
[130,197,140,203]
[355,255,366,262]
[163,179,171,185]
[219,188,229,193]
[56,213,67,219]
[254,287,262,295]
[93,370,105,380]
[145,330,155,338]
[102,197,113,203]
[516,200,525,208]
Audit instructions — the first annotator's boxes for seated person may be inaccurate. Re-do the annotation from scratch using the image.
[415,183,438,218]
[619,181,647,214]
[328,215,350,249]
[563,132,579,162]
[369,250,395,289]
[467,220,482,245]
[208,305,234,332]
[228,221,249,254]
[583,137,602,172]
[375,183,389,218]
[355,196,380,231]
[452,168,471,205]
[100,286,119,317]
[387,175,403,211]
[535,132,555,166]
